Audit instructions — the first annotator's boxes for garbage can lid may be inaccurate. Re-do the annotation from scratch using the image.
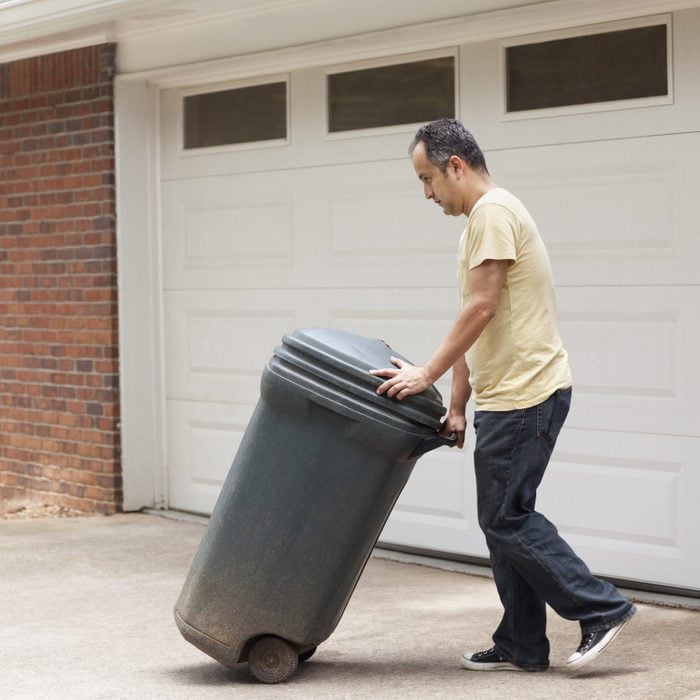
[273,328,446,429]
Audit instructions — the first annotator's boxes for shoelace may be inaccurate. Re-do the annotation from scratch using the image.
[475,648,505,661]
[577,633,595,652]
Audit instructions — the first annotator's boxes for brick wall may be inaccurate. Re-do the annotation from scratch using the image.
[0,44,121,514]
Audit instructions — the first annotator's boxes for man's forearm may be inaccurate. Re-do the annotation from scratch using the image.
[423,259,507,384]
[449,355,471,414]
[370,260,506,401]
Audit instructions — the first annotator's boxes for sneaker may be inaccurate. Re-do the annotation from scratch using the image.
[567,618,631,670]
[460,647,526,672]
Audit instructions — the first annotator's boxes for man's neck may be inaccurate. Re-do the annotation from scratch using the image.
[464,175,498,216]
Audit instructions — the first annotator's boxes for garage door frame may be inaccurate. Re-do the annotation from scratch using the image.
[115,4,700,592]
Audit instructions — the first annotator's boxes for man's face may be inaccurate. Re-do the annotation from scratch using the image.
[411,142,463,216]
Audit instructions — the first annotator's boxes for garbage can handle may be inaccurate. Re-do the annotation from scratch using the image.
[410,432,458,459]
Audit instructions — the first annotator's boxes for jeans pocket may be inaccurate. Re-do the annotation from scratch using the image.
[537,387,571,447]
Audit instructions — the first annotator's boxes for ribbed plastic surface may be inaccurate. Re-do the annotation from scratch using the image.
[274,328,445,429]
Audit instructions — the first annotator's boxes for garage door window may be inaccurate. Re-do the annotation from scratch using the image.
[327,56,455,133]
[183,81,287,149]
[506,22,669,113]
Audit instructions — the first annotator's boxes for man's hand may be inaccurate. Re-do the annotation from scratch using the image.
[440,411,467,449]
[370,357,432,400]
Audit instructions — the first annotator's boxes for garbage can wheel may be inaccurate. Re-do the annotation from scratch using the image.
[299,646,317,663]
[248,636,299,684]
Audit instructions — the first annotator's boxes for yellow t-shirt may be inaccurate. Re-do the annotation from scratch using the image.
[458,188,571,410]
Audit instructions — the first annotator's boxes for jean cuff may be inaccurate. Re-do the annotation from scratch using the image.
[582,604,637,635]
[496,646,550,672]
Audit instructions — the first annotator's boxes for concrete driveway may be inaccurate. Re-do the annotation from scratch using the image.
[1,512,698,699]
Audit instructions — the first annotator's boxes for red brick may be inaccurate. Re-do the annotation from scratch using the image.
[0,44,120,515]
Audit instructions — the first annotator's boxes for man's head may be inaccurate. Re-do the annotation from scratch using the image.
[408,118,488,174]
[409,119,490,217]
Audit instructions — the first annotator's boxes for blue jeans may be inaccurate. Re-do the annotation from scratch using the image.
[473,387,636,670]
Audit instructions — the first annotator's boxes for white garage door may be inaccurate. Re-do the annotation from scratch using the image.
[158,12,700,591]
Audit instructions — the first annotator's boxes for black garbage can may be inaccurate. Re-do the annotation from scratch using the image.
[174,328,454,683]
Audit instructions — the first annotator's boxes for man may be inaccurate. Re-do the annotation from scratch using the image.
[370,118,635,672]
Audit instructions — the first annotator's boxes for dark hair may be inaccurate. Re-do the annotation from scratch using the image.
[409,118,488,173]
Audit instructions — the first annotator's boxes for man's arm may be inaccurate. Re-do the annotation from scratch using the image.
[440,354,471,448]
[370,258,508,400]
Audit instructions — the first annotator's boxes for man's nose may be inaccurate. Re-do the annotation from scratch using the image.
[424,184,434,200]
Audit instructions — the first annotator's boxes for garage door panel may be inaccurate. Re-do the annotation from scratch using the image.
[462,10,700,152]
[159,86,292,182]
[326,180,455,261]
[563,310,676,400]
[540,428,700,589]
[164,291,300,404]
[558,286,699,437]
[161,161,458,291]
[380,445,488,559]
[161,178,299,291]
[161,66,448,183]
[183,198,294,265]
[303,163,457,286]
[167,399,254,514]
[164,287,460,404]
[490,133,700,287]
[383,428,700,591]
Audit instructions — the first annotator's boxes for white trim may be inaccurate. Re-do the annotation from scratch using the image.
[178,72,290,98]
[499,10,671,45]
[0,0,178,47]
[117,0,327,40]
[152,88,168,511]
[115,0,700,88]
[0,31,113,63]
[499,14,674,121]
[500,94,674,123]
[115,78,167,510]
[179,137,289,158]
[320,119,444,143]
[323,45,458,76]
[321,47,459,140]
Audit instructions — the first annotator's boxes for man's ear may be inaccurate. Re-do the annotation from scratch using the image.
[448,155,465,177]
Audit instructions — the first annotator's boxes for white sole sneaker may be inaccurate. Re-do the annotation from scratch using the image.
[567,617,631,671]
[461,651,526,672]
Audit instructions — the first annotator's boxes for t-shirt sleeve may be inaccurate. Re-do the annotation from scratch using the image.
[464,203,518,270]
